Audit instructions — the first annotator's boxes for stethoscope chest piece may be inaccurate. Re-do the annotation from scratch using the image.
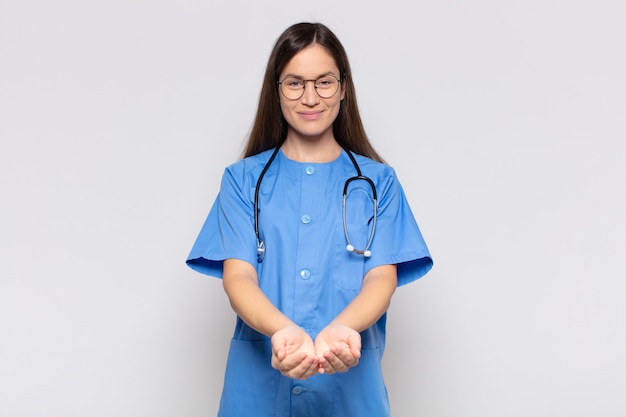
[257,239,266,263]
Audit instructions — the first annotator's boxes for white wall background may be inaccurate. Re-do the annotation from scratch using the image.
[1,0,624,416]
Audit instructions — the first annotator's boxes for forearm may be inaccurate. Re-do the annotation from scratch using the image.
[331,264,397,333]
[223,259,293,337]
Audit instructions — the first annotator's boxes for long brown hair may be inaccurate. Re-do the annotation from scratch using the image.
[243,22,384,163]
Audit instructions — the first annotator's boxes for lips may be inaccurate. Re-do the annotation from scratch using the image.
[298,111,323,120]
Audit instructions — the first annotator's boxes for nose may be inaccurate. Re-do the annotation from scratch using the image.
[301,80,320,106]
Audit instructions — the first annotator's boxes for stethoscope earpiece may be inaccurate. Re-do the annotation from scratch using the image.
[346,244,372,258]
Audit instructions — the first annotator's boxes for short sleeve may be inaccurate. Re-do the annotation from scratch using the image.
[186,165,258,278]
[365,169,433,286]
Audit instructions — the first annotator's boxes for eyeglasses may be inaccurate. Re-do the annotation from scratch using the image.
[278,74,341,100]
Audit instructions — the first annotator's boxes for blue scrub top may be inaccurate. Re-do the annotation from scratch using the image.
[187,148,432,417]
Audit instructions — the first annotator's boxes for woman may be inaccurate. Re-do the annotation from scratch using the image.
[187,22,432,417]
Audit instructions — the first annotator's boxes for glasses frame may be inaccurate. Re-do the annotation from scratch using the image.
[277,74,342,100]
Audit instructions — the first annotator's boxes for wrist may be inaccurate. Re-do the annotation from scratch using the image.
[270,321,300,337]
[328,320,357,332]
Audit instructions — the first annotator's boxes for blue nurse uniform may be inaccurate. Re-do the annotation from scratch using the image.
[187,148,432,417]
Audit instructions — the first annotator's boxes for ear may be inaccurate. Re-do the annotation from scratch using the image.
[340,82,346,101]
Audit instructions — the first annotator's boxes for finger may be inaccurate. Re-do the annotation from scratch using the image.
[317,363,326,374]
[271,348,290,371]
[299,356,320,380]
[280,351,307,373]
[322,350,348,374]
[317,355,335,375]
[330,345,360,369]
[339,346,360,367]
[287,354,318,380]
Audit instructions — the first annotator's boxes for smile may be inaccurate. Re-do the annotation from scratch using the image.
[298,111,324,120]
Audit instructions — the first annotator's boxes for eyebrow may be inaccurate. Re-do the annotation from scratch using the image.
[281,71,338,79]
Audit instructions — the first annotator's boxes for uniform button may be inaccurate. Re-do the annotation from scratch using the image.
[304,166,315,175]
[301,214,312,224]
[300,269,311,280]
[292,385,304,395]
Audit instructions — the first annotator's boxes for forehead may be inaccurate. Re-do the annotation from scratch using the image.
[280,44,339,78]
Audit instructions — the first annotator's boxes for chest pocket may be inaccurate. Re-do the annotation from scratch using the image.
[333,222,369,291]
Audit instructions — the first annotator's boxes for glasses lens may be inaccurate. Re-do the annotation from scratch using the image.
[280,77,305,100]
[315,76,339,98]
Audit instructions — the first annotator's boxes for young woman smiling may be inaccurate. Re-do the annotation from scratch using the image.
[187,22,433,417]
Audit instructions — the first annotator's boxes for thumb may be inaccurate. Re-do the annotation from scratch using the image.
[272,333,287,361]
[347,332,362,358]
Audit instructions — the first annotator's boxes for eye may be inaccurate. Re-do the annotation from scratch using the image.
[283,78,304,89]
[316,77,337,88]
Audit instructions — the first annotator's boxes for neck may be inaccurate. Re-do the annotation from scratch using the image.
[281,134,342,163]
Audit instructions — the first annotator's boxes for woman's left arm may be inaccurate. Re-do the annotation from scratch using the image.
[315,264,397,374]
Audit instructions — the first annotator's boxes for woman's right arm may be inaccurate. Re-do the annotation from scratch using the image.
[222,259,319,379]
[222,258,291,336]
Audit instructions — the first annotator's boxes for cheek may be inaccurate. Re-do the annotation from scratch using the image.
[279,96,295,111]
[330,98,343,116]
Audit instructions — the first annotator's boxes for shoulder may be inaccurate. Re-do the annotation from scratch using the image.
[349,152,398,183]
[223,148,277,185]
[226,148,276,174]
[345,152,410,208]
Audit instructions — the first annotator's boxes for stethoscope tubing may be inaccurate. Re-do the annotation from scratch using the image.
[254,145,282,261]
[342,175,377,257]
[255,144,377,262]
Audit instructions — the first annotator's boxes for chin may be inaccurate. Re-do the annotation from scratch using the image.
[292,128,334,141]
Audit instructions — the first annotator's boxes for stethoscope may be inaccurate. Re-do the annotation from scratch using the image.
[254,145,377,263]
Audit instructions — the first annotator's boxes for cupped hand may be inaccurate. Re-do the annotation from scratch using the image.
[271,325,319,380]
[314,323,361,375]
